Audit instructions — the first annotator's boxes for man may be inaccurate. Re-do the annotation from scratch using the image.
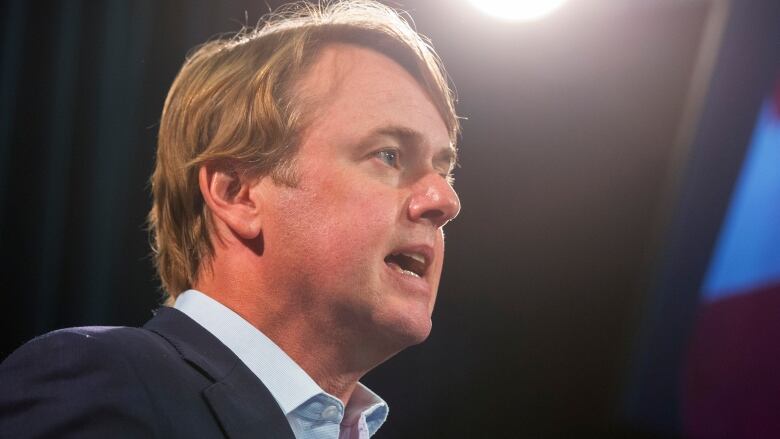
[0,1,460,437]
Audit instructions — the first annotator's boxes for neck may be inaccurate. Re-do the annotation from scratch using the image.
[255,314,372,404]
[193,280,386,405]
[193,243,403,405]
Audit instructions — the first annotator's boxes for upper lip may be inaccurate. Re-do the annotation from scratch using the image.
[385,244,434,277]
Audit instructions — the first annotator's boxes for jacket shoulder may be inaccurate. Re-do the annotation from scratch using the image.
[13,324,163,352]
[0,325,169,438]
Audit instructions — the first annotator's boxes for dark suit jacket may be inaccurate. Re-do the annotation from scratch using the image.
[0,307,296,439]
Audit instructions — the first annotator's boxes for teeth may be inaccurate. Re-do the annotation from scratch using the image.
[385,251,427,278]
[389,263,421,278]
[401,269,421,278]
[401,252,426,265]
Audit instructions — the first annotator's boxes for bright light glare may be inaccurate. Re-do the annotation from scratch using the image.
[467,0,568,22]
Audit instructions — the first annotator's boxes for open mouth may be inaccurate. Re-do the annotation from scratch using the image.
[384,252,428,278]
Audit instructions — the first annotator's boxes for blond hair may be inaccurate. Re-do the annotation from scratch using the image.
[148,0,459,297]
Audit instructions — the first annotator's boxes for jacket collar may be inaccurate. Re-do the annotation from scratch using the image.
[144,306,295,439]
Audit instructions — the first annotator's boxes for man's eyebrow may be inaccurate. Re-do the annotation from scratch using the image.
[435,143,458,173]
[371,125,458,171]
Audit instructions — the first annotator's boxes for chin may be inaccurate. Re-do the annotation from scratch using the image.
[374,307,433,350]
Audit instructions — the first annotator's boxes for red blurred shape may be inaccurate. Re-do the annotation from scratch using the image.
[682,281,780,439]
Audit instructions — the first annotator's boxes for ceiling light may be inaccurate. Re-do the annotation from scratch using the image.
[467,0,569,22]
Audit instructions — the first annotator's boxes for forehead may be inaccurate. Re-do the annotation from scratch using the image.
[293,43,452,153]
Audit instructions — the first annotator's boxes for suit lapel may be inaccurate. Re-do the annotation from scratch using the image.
[144,307,295,439]
[203,369,298,439]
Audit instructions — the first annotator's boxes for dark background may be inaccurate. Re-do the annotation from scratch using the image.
[1,1,777,437]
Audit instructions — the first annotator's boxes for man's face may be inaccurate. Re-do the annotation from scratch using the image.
[257,44,460,354]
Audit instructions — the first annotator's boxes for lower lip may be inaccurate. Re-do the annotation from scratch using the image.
[383,262,431,296]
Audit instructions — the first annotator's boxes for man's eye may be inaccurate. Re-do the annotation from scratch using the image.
[375,150,399,168]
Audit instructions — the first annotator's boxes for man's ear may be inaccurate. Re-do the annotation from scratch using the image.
[198,163,262,240]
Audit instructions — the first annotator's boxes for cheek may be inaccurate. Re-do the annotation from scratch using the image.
[322,197,397,264]
[279,180,399,267]
[311,174,400,236]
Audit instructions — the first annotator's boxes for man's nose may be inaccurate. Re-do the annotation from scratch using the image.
[407,173,461,228]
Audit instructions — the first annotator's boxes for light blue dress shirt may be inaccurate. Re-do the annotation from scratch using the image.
[174,290,388,439]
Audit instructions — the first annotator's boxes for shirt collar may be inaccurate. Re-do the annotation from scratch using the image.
[173,289,388,432]
[344,383,389,435]
[174,289,321,414]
